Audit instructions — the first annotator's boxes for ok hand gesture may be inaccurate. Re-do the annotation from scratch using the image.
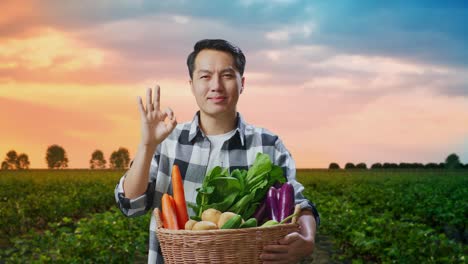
[137,85,177,147]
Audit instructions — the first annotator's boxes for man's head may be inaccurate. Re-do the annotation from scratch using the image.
[187,39,246,119]
[187,39,246,80]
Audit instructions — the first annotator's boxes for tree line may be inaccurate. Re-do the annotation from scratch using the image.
[1,144,131,170]
[328,153,468,170]
[2,146,467,171]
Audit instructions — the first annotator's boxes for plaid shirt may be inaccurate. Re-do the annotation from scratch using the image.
[115,112,320,264]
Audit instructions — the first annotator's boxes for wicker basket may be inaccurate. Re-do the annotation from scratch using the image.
[154,208,300,264]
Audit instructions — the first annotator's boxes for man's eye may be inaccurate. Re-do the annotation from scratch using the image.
[200,76,209,79]
[223,74,233,78]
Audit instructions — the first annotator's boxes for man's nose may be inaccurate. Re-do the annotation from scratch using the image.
[209,75,223,91]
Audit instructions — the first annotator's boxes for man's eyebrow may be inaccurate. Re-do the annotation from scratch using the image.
[196,68,236,75]
[220,68,236,74]
[197,69,212,74]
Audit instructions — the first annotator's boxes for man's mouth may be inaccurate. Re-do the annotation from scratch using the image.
[208,96,227,103]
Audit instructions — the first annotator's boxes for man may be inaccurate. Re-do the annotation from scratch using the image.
[115,39,320,264]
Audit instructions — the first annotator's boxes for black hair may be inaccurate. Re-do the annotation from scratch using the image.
[186,39,246,79]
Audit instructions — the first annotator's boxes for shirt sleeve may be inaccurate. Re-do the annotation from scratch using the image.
[114,174,156,217]
[274,139,321,227]
[114,151,159,218]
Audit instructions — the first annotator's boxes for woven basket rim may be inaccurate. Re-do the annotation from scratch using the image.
[154,208,299,235]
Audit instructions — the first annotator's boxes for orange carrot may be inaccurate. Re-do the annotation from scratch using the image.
[172,164,189,229]
[161,193,179,230]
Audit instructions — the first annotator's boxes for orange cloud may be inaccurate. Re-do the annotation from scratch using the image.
[0,27,106,72]
[0,1,38,35]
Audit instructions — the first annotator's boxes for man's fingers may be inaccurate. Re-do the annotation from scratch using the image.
[260,252,289,262]
[165,107,174,120]
[263,244,288,253]
[146,87,153,110]
[154,85,161,111]
[158,107,172,123]
[137,96,146,116]
[278,232,301,245]
[167,117,177,132]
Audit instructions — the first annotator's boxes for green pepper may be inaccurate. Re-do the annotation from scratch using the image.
[240,218,257,228]
[220,214,243,229]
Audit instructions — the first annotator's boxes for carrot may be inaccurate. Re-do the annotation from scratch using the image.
[172,164,189,229]
[161,193,179,230]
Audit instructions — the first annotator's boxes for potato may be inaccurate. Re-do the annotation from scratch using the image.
[185,219,198,230]
[201,208,222,226]
[217,212,237,228]
[192,221,218,231]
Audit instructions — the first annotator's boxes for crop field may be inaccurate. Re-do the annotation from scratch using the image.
[299,169,467,263]
[0,169,466,263]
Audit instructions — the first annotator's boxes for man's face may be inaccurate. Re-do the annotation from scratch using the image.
[190,49,245,118]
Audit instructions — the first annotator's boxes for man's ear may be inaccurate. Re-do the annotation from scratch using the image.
[240,76,245,94]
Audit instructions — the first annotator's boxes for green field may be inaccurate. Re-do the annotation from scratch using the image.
[0,169,466,263]
[298,169,467,263]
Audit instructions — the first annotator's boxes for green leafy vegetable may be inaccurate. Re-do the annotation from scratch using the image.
[194,153,286,219]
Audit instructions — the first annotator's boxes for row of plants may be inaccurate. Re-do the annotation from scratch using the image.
[299,170,467,263]
[0,170,125,237]
[1,207,149,263]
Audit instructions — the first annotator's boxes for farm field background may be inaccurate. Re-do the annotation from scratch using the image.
[0,169,466,263]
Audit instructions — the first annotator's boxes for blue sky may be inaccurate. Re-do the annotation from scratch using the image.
[21,0,468,67]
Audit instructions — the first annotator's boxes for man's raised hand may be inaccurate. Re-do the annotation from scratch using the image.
[137,85,177,147]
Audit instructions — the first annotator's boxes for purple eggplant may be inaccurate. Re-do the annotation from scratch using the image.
[278,182,295,222]
[266,186,280,222]
[273,181,283,189]
[253,198,267,223]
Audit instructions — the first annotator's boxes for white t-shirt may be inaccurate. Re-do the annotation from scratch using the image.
[206,129,237,172]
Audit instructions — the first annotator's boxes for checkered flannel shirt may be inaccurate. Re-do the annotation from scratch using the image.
[115,111,320,264]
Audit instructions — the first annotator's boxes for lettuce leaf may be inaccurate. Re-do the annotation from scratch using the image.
[194,153,287,219]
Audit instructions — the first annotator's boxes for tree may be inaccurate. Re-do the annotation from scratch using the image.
[90,150,107,169]
[328,163,340,169]
[371,163,382,169]
[399,162,410,169]
[445,153,461,170]
[399,163,423,169]
[1,161,8,170]
[3,150,18,169]
[2,150,30,170]
[109,147,130,169]
[344,163,355,169]
[383,163,398,169]
[425,163,439,169]
[46,145,69,169]
[17,154,30,169]
[356,163,367,169]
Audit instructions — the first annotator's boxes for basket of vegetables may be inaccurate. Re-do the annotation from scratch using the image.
[155,153,301,264]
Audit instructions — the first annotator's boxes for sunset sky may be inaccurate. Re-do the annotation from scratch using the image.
[1,0,467,168]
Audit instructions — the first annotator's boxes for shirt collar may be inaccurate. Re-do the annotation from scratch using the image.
[188,111,246,146]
